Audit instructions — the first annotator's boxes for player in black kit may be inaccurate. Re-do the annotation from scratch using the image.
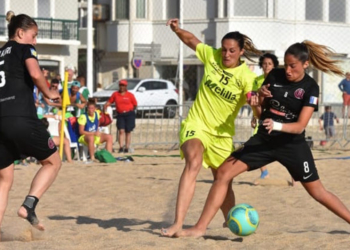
[0,11,61,237]
[175,40,350,237]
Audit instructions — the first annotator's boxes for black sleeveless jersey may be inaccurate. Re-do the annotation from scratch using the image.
[257,68,319,138]
[0,40,38,118]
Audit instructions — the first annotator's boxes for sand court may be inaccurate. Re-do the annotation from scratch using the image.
[1,149,350,249]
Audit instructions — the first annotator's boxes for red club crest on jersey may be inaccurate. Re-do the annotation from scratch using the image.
[294,88,305,99]
[48,137,55,149]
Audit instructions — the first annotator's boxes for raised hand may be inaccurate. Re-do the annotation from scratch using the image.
[166,18,180,32]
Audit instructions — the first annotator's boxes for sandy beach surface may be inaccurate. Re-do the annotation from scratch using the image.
[1,148,350,250]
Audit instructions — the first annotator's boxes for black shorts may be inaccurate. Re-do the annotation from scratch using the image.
[232,134,319,182]
[0,117,57,169]
[116,111,136,132]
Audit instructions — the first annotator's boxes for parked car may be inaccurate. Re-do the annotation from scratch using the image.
[93,78,179,118]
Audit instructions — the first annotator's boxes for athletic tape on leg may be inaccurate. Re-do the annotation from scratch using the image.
[22,195,40,225]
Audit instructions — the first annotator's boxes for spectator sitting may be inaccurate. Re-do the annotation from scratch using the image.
[40,79,62,114]
[76,75,90,100]
[36,91,46,115]
[78,101,113,161]
[55,73,63,91]
[318,105,340,142]
[63,65,76,89]
[40,117,73,163]
[64,81,87,117]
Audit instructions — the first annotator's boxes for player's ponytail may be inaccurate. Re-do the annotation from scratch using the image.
[221,31,262,62]
[6,10,37,39]
[285,41,344,77]
[6,11,15,23]
[241,34,263,62]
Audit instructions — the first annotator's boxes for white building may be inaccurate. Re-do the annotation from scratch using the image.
[0,0,80,81]
[82,0,350,102]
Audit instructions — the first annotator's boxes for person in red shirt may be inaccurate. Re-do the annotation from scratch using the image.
[104,79,137,153]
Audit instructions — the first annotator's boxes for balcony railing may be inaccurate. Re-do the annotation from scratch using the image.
[0,15,79,41]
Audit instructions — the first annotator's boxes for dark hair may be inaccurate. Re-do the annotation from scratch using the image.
[41,118,49,129]
[88,97,97,104]
[325,106,331,110]
[87,98,97,107]
[6,11,37,39]
[221,31,262,62]
[285,41,343,76]
[51,78,59,84]
[258,53,279,68]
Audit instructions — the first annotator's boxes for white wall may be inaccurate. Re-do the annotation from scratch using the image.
[183,0,216,20]
[54,0,78,20]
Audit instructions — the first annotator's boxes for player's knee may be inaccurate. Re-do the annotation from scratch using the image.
[185,159,202,172]
[44,152,62,171]
[216,167,234,183]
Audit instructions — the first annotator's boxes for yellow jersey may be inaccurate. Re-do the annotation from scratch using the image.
[253,74,265,92]
[186,43,256,137]
[252,74,265,135]
[78,110,101,126]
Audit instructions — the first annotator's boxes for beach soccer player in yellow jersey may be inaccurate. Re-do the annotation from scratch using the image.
[161,18,262,237]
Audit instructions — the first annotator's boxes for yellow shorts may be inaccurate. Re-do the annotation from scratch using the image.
[78,135,101,145]
[179,120,234,169]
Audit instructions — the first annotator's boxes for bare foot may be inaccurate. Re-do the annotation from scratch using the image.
[17,206,45,231]
[160,224,182,237]
[174,227,206,238]
[222,221,228,228]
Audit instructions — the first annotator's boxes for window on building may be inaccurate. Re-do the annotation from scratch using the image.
[167,0,179,19]
[329,0,345,22]
[38,0,51,18]
[223,0,228,17]
[116,0,129,19]
[136,0,146,19]
[305,0,323,21]
[79,8,88,28]
[0,1,5,15]
[234,0,267,17]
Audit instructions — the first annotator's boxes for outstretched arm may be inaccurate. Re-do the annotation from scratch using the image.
[166,18,201,51]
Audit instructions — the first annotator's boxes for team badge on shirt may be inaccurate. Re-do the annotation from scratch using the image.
[309,96,318,105]
[294,88,305,99]
[30,48,37,58]
[48,137,55,149]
